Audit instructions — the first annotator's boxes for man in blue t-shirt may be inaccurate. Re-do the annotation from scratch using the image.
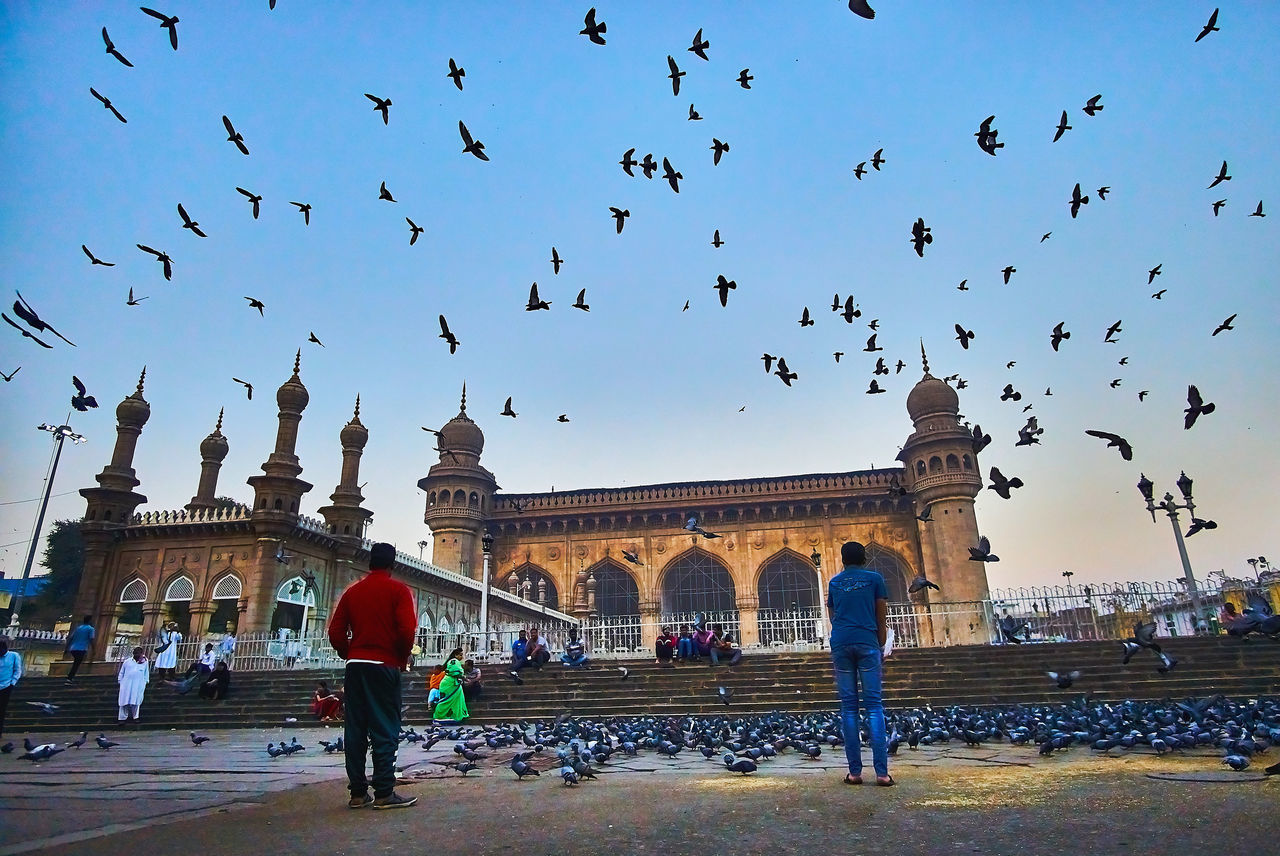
[826,541,892,786]
[65,615,96,683]
[509,629,529,680]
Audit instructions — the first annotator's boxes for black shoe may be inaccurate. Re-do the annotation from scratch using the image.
[372,793,417,810]
[348,794,372,809]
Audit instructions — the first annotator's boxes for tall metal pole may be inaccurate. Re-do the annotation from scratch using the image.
[1163,502,1205,633]
[478,531,493,655]
[11,426,72,622]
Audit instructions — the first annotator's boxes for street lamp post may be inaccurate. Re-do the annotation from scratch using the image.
[1137,472,1207,634]
[811,548,827,649]
[416,540,429,560]
[479,531,494,654]
[9,423,87,625]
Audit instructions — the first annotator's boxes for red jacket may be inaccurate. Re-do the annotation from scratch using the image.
[327,570,417,668]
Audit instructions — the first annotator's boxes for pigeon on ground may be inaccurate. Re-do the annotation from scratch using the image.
[190,732,210,746]
[96,735,120,750]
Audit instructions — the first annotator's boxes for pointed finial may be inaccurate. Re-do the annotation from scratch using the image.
[215,407,224,433]
[920,340,930,376]
[459,382,467,413]
[353,394,361,420]
[136,365,147,395]
[291,348,302,380]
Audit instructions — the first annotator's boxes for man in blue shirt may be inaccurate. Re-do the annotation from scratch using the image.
[509,629,529,681]
[827,540,892,786]
[0,636,22,738]
[65,615,96,682]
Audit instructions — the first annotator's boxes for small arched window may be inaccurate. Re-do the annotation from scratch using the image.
[928,456,943,473]
[274,498,283,510]
[962,454,973,470]
[211,574,242,600]
[120,578,148,603]
[428,491,436,507]
[916,460,927,476]
[946,454,960,470]
[103,510,112,521]
[469,492,479,508]
[164,575,195,602]
[453,489,466,506]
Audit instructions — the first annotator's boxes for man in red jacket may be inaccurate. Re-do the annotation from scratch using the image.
[328,542,418,809]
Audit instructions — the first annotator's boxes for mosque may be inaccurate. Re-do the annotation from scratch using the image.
[65,350,991,671]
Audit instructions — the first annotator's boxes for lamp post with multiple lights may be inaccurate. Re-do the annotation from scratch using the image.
[1136,471,1208,634]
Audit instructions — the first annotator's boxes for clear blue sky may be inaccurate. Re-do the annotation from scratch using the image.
[1,2,1276,592]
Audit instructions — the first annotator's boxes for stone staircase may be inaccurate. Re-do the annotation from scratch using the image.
[5,636,1277,734]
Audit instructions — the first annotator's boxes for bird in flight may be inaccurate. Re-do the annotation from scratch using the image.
[687,104,702,121]
[864,333,883,352]
[245,297,265,316]
[9,295,75,348]
[308,332,324,347]
[1041,232,1051,243]
[841,296,861,323]
[580,7,606,45]
[689,28,710,60]
[1084,430,1133,461]
[550,247,563,274]
[365,93,391,125]
[621,549,642,566]
[1000,383,1022,402]
[957,279,969,291]
[232,378,253,400]
[438,316,459,353]
[378,181,395,202]
[1250,200,1265,217]
[711,229,723,248]
[974,115,1003,156]
[90,88,127,123]
[1015,416,1043,447]
[236,187,263,219]
[178,203,207,237]
[71,376,98,411]
[662,157,682,192]
[1148,264,1162,284]
[910,217,932,257]
[1196,8,1220,42]
[970,424,992,455]
[774,357,797,386]
[954,324,975,350]
[835,352,846,364]
[0,366,19,382]
[619,148,638,176]
[1212,199,1226,216]
[3,313,51,348]
[609,207,629,233]
[406,218,423,245]
[1097,186,1110,199]
[1052,110,1071,142]
[102,27,133,67]
[290,201,311,225]
[557,414,570,423]
[222,115,249,155]
[501,397,518,418]
[987,467,1024,499]
[1184,384,1215,429]
[1151,289,1167,299]
[1083,94,1104,116]
[572,289,589,311]
[871,148,886,170]
[126,287,148,306]
[798,306,813,327]
[667,56,685,96]
[711,138,729,165]
[1104,320,1122,343]
[853,161,866,179]
[1208,160,1230,189]
[82,245,114,266]
[1050,322,1070,351]
[908,574,940,594]
[1068,183,1089,218]
[640,153,658,179]
[866,379,886,395]
[140,7,179,50]
[136,244,173,280]
[525,282,551,311]
[458,121,489,160]
[848,0,876,19]
[1002,266,1015,284]
[737,69,753,89]
[1212,313,1236,336]
[968,535,999,563]
[761,353,775,373]
[714,275,736,307]
[447,58,465,90]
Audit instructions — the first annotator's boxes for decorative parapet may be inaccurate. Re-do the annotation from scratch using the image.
[492,469,905,514]
[131,505,253,526]
[296,513,331,534]
[909,471,982,492]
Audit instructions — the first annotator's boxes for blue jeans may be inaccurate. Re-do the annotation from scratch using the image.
[677,638,695,659]
[710,647,742,666]
[561,653,588,668]
[831,642,888,778]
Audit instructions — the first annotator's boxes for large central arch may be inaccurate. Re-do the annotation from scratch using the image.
[659,547,736,616]
[588,559,640,618]
[866,545,910,602]
[502,562,559,610]
[756,549,820,611]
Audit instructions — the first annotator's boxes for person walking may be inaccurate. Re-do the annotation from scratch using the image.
[327,542,418,810]
[65,615,96,682]
[0,637,22,738]
[117,646,149,722]
[827,540,892,786]
[154,621,181,680]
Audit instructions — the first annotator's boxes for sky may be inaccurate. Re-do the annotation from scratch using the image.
[1,2,1277,595]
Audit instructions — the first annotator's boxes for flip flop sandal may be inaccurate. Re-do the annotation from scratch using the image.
[876,775,895,787]
[843,773,863,785]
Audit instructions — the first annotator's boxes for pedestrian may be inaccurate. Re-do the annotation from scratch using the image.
[560,627,589,668]
[827,540,893,787]
[65,615,95,683]
[327,541,418,810]
[0,637,22,738]
[198,660,231,700]
[676,625,696,661]
[217,629,236,668]
[117,646,150,722]
[154,621,181,680]
[432,649,468,725]
[692,624,714,660]
[169,643,217,694]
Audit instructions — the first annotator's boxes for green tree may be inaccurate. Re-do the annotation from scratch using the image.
[215,496,247,511]
[34,518,85,617]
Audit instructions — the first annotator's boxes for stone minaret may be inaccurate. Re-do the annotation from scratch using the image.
[75,367,151,659]
[246,350,313,516]
[186,408,229,512]
[418,385,497,578]
[897,344,989,643]
[319,395,374,539]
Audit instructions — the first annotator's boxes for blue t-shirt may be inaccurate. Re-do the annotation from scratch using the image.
[67,623,96,652]
[827,566,888,648]
[511,638,528,659]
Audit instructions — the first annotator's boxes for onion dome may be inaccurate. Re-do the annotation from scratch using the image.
[340,395,369,449]
[275,349,310,412]
[116,366,151,427]
[439,384,484,455]
[200,407,229,461]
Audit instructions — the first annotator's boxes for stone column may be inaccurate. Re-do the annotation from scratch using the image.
[736,594,760,646]
[141,601,165,641]
[639,598,660,636]
[188,601,215,639]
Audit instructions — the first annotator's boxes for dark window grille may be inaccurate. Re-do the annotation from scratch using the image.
[757,551,819,611]
[660,548,736,613]
[590,561,640,617]
[866,547,909,602]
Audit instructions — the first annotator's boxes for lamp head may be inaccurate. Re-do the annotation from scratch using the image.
[810,549,821,568]
[1176,471,1194,501]
[1136,474,1155,503]
[481,531,494,554]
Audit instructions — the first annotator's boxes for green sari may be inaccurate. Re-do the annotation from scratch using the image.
[432,658,469,723]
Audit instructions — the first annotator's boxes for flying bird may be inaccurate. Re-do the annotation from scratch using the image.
[4,313,52,348]
[866,379,887,395]
[974,115,1003,156]
[908,574,940,594]
[1096,186,1110,199]
[140,7,179,50]
[1002,266,1015,284]
[1,367,21,381]
[687,104,702,121]
[640,153,658,179]
[1195,8,1220,42]
[580,7,606,45]
[236,187,263,218]
[501,397,517,418]
[438,316,459,353]
[711,138,729,165]
[1052,110,1071,142]
[873,357,887,375]
[378,181,395,202]
[1183,384,1215,429]
[971,424,992,455]
[619,148,638,176]
[954,324,974,349]
[1151,289,1167,299]
[525,282,550,311]
[1250,200,1265,217]
[1212,199,1226,216]
[835,352,845,364]
[1050,322,1070,351]
[1208,161,1230,189]
[1084,430,1133,461]
[968,535,999,563]
[447,58,465,90]
[458,121,489,160]
[406,218,423,245]
[102,27,133,67]
[910,218,932,256]
[550,247,563,274]
[853,162,866,179]
[1015,416,1043,447]
[1102,319,1122,343]
[572,289,589,311]
[667,56,685,95]
[290,202,311,225]
[957,279,969,291]
[774,357,797,386]
[89,87,127,123]
[711,229,723,248]
[1041,232,1051,243]
[1148,264,1162,284]
[662,157,682,192]
[177,203,206,237]
[609,207,630,233]
[737,68,752,89]
[12,292,76,346]
[871,148,886,170]
[714,275,736,307]
[1083,94,1104,116]
[1212,313,1236,336]
[864,333,882,352]
[1185,517,1218,537]
[222,115,248,155]
[1047,671,1081,690]
[71,376,98,411]
[232,378,253,400]
[689,28,710,60]
[988,467,1024,499]
[364,93,391,124]
[1068,183,1089,218]
[621,549,642,566]
[840,296,861,323]
[245,296,265,316]
[798,307,813,327]
[761,353,775,373]
[82,245,114,266]
[308,332,323,347]
[848,0,876,20]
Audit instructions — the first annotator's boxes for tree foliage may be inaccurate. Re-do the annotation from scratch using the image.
[35,518,85,616]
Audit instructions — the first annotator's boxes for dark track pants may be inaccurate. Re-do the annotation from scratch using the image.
[343,663,402,798]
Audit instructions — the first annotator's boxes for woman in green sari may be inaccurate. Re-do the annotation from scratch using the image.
[432,647,469,724]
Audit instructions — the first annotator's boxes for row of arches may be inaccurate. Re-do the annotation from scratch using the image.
[912,452,974,477]
[426,489,486,510]
[497,546,911,617]
[116,572,313,634]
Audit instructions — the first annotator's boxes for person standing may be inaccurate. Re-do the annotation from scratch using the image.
[217,630,237,669]
[327,542,418,810]
[117,646,149,722]
[432,649,469,725]
[827,540,892,786]
[0,637,22,738]
[155,621,181,680]
[65,616,95,682]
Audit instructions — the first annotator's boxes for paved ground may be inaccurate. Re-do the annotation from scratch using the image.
[1,722,1273,856]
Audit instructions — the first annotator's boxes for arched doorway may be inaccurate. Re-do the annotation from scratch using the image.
[271,575,316,634]
[866,546,910,602]
[756,550,821,645]
[659,548,737,627]
[163,574,195,632]
[208,572,242,634]
[589,560,641,618]
[118,578,147,629]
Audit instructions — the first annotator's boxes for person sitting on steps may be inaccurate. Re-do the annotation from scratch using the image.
[560,627,589,668]
[655,626,677,666]
[676,625,696,661]
[709,624,742,666]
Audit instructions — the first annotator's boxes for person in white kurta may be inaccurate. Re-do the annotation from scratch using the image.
[155,623,181,677]
[118,648,150,720]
